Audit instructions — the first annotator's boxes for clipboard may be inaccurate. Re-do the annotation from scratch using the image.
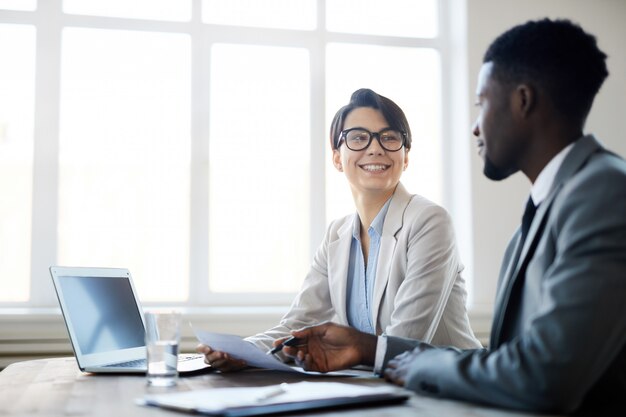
[138,382,409,416]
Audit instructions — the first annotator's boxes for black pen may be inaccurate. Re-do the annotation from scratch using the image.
[266,336,301,356]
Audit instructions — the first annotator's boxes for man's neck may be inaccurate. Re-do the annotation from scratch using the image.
[521,125,582,183]
[530,140,577,205]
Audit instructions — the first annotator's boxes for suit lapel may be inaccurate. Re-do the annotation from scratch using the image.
[490,135,603,347]
[371,183,412,331]
[494,233,523,306]
[491,197,557,347]
[327,216,353,325]
[518,136,602,267]
[516,196,555,270]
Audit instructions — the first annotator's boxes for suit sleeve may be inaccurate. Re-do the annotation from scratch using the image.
[399,165,626,413]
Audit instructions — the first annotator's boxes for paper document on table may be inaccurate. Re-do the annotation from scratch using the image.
[194,330,365,376]
[195,330,297,372]
[138,381,409,416]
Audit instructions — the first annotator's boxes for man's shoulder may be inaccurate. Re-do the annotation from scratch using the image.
[551,147,626,226]
[566,148,626,193]
[585,143,626,169]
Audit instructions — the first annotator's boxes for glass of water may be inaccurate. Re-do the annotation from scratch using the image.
[144,310,180,387]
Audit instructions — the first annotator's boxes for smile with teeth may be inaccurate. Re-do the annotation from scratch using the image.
[360,164,390,172]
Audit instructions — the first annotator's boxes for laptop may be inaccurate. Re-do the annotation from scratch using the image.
[50,266,210,374]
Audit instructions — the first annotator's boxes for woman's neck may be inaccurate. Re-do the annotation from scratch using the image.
[352,187,396,230]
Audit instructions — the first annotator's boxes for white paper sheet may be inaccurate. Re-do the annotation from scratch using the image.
[195,330,298,372]
[194,330,367,376]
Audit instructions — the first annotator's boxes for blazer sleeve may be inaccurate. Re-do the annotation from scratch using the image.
[398,165,626,413]
[384,201,480,349]
[245,220,338,354]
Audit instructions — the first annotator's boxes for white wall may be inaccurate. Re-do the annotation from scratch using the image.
[466,0,626,311]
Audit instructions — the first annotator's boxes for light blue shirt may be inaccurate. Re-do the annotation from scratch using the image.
[346,198,392,334]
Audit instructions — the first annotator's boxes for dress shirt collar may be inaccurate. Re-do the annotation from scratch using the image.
[352,197,392,240]
[530,141,576,206]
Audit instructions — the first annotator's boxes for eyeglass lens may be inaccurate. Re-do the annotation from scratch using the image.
[343,128,404,151]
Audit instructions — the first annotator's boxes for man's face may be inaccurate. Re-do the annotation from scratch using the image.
[472,62,523,181]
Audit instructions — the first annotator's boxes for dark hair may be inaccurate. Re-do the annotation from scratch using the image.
[483,18,608,124]
[329,88,412,150]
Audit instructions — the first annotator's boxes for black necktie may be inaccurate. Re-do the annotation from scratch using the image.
[494,197,540,347]
[520,196,537,244]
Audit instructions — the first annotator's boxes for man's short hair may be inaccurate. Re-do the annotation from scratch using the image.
[483,18,608,124]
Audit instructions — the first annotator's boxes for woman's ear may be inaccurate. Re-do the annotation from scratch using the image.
[403,149,409,171]
[332,149,343,172]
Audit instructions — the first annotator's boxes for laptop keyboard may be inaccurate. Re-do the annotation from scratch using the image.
[103,354,202,368]
[104,358,146,368]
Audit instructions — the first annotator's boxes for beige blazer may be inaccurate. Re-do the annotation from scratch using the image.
[247,183,480,352]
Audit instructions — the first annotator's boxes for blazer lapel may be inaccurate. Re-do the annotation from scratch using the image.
[517,135,602,269]
[489,232,524,347]
[490,135,603,347]
[517,199,554,271]
[515,136,602,266]
[327,216,354,325]
[371,183,412,331]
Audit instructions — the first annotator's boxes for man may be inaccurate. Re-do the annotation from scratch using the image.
[281,19,626,415]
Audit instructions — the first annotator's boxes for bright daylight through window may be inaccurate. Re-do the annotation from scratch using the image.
[0,0,445,307]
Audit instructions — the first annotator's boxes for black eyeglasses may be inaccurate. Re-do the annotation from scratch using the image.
[338,128,407,152]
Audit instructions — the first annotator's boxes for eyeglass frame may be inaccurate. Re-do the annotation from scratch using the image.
[337,127,408,152]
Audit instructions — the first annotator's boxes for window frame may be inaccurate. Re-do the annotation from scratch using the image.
[0,0,476,310]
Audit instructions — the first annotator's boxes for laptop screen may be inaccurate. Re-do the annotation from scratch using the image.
[56,275,145,355]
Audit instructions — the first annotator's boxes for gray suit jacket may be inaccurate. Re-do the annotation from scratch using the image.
[385,135,626,414]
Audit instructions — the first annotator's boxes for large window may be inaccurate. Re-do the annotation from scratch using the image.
[0,23,35,302]
[208,43,311,294]
[0,0,462,308]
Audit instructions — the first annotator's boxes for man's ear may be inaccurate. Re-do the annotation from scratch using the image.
[332,149,343,172]
[514,83,535,118]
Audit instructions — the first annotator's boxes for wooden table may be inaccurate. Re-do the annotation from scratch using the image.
[0,357,555,417]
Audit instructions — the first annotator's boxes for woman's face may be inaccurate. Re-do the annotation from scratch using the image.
[333,107,409,198]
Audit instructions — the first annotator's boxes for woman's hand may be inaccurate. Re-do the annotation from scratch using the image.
[195,344,247,372]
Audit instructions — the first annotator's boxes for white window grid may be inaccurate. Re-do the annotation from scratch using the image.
[0,0,474,309]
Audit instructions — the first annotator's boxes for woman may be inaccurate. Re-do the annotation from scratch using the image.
[198,89,480,370]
